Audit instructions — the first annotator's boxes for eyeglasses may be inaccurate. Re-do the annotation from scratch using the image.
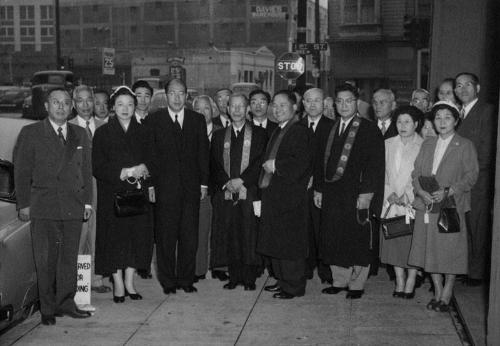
[250,100,267,106]
[335,98,356,105]
[167,91,185,97]
[48,98,72,108]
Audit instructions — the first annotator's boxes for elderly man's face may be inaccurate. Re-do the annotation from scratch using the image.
[74,89,94,119]
[411,91,430,113]
[93,93,109,119]
[303,89,324,118]
[46,90,72,125]
[228,96,247,125]
[372,91,394,120]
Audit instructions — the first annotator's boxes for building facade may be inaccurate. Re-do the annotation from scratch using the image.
[327,0,431,103]
[0,0,329,92]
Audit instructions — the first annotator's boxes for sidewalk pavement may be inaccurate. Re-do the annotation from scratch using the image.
[1,273,463,346]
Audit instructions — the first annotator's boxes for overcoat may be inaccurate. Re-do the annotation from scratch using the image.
[257,121,313,260]
[92,116,155,276]
[314,117,385,267]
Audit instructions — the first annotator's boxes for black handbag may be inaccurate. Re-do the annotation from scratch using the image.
[437,196,460,233]
[418,176,442,213]
[380,204,414,239]
[113,178,149,217]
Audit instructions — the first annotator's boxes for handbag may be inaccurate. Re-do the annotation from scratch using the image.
[113,177,149,217]
[437,196,460,233]
[380,203,414,239]
[418,176,441,213]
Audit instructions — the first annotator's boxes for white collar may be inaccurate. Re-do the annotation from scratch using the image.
[233,122,245,134]
[49,119,67,136]
[253,118,268,127]
[279,120,289,129]
[76,115,94,127]
[377,118,391,126]
[462,98,479,118]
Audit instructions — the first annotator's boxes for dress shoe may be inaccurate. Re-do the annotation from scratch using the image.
[91,285,112,293]
[137,269,152,279]
[403,290,416,299]
[113,295,125,303]
[392,291,405,298]
[273,291,295,299]
[212,270,229,281]
[244,283,256,291]
[346,290,364,299]
[125,289,143,300]
[434,300,450,312]
[321,286,346,295]
[56,310,91,318]
[223,282,238,290]
[163,286,176,295]
[194,274,206,283]
[426,299,439,310]
[264,283,281,292]
[41,314,56,325]
[179,285,197,293]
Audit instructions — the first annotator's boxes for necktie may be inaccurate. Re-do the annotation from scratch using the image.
[309,121,315,133]
[225,120,229,128]
[85,120,92,140]
[460,108,466,120]
[57,127,66,145]
[174,114,181,131]
[381,121,387,135]
[259,122,263,127]
[235,130,240,138]
[339,122,346,136]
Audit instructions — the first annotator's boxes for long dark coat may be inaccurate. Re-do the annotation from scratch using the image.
[210,124,268,267]
[257,121,313,260]
[314,117,385,267]
[92,117,155,276]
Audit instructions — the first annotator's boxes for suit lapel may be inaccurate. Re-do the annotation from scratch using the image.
[58,125,78,174]
[436,134,460,176]
[42,118,65,157]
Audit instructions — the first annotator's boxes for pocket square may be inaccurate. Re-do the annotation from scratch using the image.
[77,146,83,149]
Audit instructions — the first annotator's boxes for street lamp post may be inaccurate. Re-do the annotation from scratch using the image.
[55,0,61,69]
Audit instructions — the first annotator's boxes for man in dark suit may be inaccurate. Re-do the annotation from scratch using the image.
[257,90,313,299]
[149,79,210,294]
[14,87,93,325]
[249,89,278,138]
[455,72,497,285]
[213,88,232,128]
[210,93,268,290]
[372,88,398,139]
[300,88,334,285]
[314,83,385,299]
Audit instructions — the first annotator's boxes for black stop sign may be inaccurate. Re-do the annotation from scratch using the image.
[275,52,305,80]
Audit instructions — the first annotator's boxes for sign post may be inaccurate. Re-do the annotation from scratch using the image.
[275,52,305,81]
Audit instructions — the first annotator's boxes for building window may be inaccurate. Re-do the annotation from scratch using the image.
[40,5,53,20]
[130,6,138,14]
[20,27,35,37]
[0,6,14,20]
[41,27,54,36]
[20,5,35,20]
[341,0,378,25]
[155,1,162,9]
[131,26,137,34]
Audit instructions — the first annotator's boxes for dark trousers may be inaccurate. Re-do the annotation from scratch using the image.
[155,198,200,288]
[31,218,81,316]
[228,261,258,285]
[271,258,306,296]
[306,190,332,282]
[467,190,492,280]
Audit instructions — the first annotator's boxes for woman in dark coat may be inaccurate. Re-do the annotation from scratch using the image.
[93,86,155,303]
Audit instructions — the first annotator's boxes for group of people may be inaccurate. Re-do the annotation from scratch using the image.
[13,71,495,326]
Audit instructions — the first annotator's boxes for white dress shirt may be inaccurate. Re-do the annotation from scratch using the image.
[377,118,392,132]
[462,98,478,119]
[168,107,185,128]
[135,111,148,124]
[49,119,67,139]
[220,114,231,127]
[307,115,322,132]
[339,115,355,135]
[76,115,96,135]
[432,135,453,174]
[253,118,268,128]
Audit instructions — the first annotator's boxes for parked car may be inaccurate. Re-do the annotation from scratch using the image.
[0,88,31,113]
[0,118,38,333]
[21,95,32,118]
[23,70,74,120]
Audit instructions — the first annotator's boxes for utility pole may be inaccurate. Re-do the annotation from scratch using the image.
[55,0,61,69]
[295,0,307,91]
[314,0,321,87]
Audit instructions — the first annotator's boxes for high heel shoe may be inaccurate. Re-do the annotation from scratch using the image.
[403,290,416,299]
[392,291,405,298]
[125,289,143,300]
[113,295,125,303]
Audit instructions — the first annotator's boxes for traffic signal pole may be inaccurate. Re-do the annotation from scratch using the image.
[55,0,61,70]
[295,0,307,92]
[314,0,320,87]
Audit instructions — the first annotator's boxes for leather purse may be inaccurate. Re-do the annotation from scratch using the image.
[418,176,442,213]
[380,204,414,239]
[438,196,460,233]
[113,178,149,217]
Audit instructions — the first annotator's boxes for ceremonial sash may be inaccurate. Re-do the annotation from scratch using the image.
[323,115,361,183]
[223,122,252,200]
[258,117,298,189]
